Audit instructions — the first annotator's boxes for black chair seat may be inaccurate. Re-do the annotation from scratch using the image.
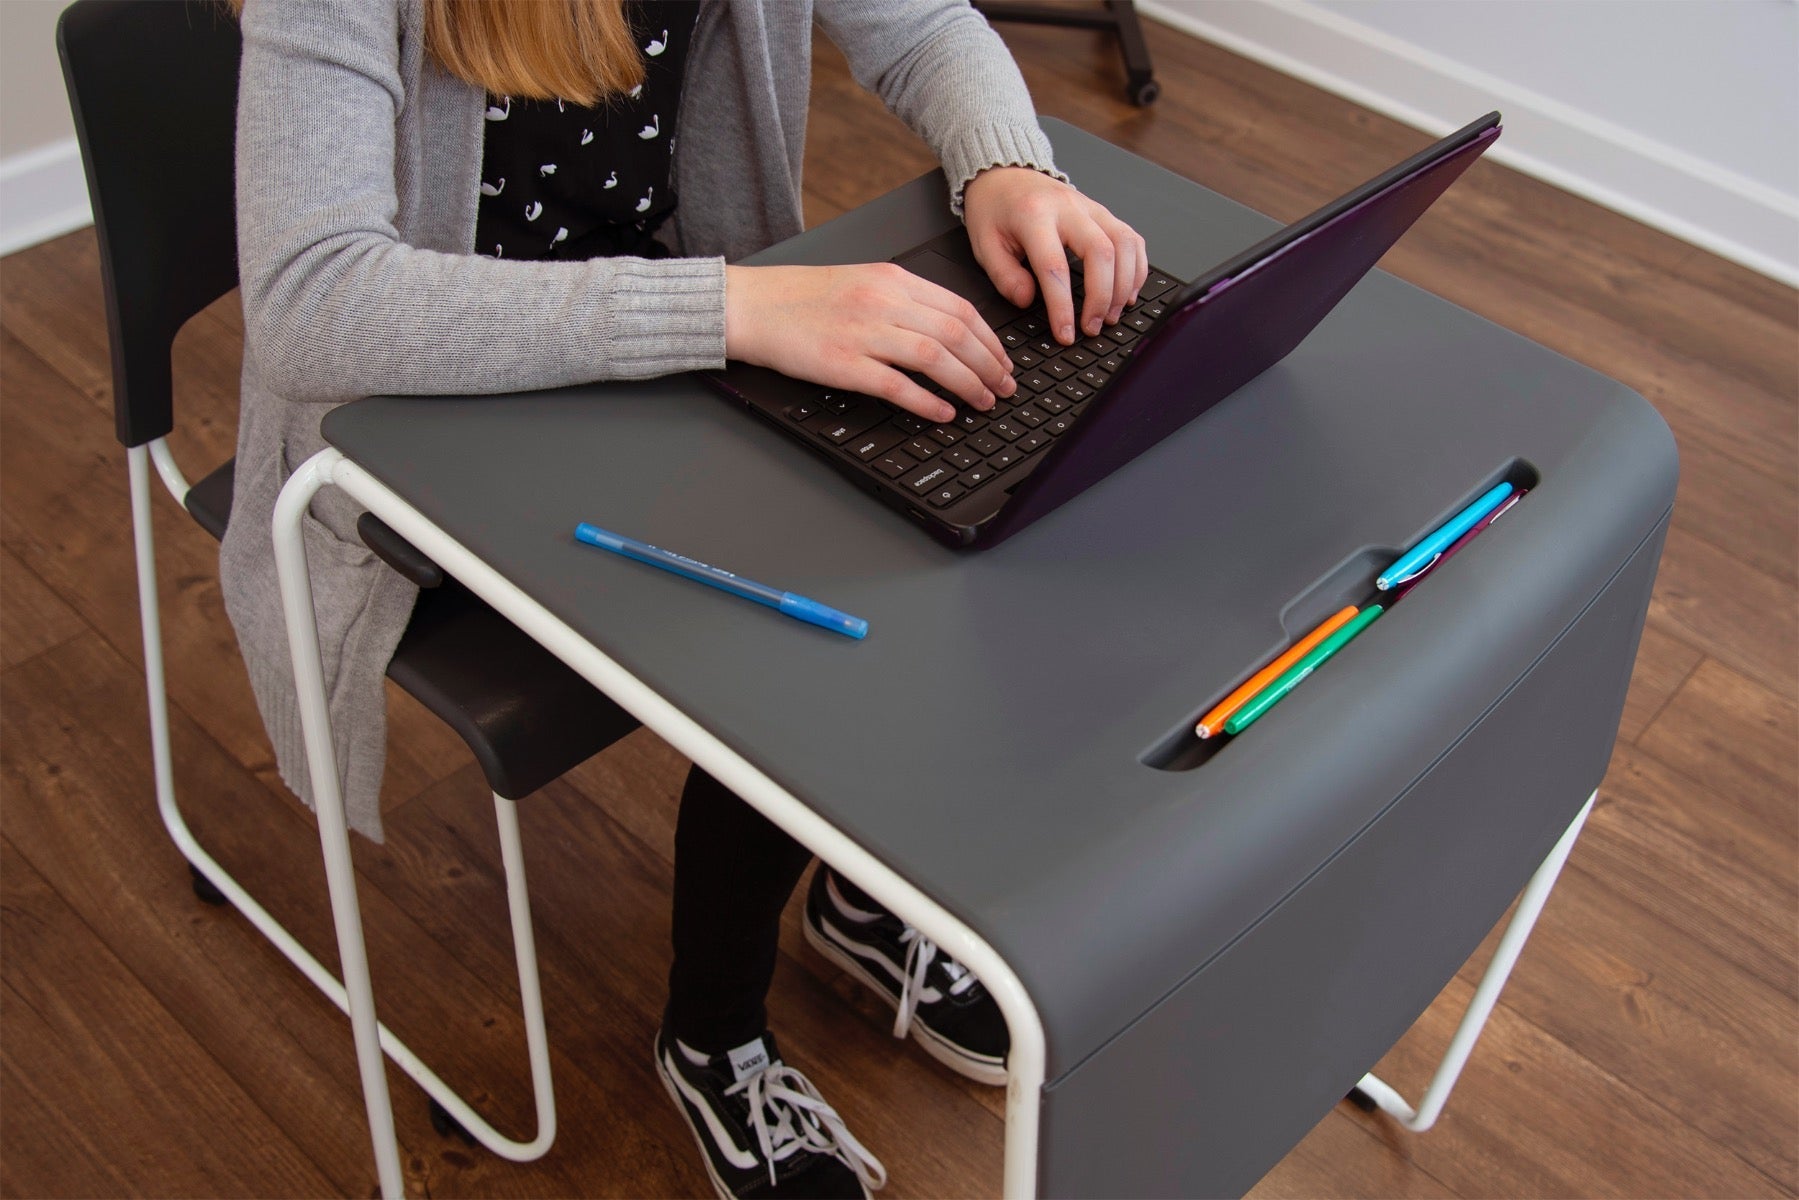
[189,456,638,800]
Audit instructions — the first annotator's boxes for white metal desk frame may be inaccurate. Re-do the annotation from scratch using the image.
[231,442,1596,1198]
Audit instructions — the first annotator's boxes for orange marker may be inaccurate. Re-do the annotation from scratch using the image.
[1195,605,1360,738]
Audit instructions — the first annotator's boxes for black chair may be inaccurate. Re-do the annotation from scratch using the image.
[58,0,641,1160]
[975,0,1159,105]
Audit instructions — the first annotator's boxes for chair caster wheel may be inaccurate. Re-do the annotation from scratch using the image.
[189,863,229,906]
[1346,1086,1378,1112]
[1128,77,1159,106]
[428,1098,477,1146]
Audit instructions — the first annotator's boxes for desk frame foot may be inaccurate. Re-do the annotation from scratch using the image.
[124,446,561,1200]
[1352,790,1595,1133]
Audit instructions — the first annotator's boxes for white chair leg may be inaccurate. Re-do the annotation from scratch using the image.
[132,447,554,1199]
[1352,790,1596,1132]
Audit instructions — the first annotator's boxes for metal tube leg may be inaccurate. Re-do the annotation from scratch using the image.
[273,449,406,1200]
[1355,790,1596,1132]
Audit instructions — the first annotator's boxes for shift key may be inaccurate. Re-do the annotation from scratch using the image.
[804,403,882,444]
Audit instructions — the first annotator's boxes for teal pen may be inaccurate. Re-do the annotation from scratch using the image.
[574,523,868,639]
[1377,482,1514,591]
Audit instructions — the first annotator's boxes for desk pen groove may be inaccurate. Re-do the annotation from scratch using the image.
[573,522,869,639]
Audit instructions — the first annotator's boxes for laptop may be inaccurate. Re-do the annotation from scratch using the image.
[710,112,1502,550]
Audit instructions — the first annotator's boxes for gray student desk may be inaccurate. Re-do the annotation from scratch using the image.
[275,120,1676,1198]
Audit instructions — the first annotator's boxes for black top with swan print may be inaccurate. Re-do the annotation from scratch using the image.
[475,2,698,262]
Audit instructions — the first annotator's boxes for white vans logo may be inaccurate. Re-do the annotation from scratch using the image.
[727,1038,769,1083]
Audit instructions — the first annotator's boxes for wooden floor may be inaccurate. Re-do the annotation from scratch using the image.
[3,13,1795,1199]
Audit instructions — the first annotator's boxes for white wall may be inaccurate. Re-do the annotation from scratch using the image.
[0,0,91,255]
[1142,0,1799,287]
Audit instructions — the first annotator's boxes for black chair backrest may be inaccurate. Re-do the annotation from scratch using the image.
[58,0,241,450]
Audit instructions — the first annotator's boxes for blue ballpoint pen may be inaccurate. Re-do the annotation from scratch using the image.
[574,523,868,639]
[1376,481,1515,591]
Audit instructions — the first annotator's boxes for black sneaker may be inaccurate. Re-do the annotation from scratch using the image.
[802,868,1008,1086]
[654,1028,886,1199]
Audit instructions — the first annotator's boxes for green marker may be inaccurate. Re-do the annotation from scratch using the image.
[1223,604,1385,736]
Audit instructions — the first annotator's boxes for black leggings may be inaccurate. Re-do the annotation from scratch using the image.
[664,765,816,1053]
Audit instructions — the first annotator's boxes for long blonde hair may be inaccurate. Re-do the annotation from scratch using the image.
[228,0,647,103]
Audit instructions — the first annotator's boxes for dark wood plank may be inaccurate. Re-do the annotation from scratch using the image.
[1,837,338,1198]
[1614,620,1703,744]
[1360,969,1790,1197]
[1637,658,1799,826]
[1648,526,1797,702]
[0,546,83,669]
[0,329,465,818]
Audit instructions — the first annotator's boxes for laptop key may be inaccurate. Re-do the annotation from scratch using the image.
[1099,354,1125,373]
[1047,415,1075,436]
[1014,315,1046,337]
[943,446,983,471]
[999,329,1028,350]
[1036,392,1070,415]
[906,463,957,495]
[1012,406,1045,428]
[1029,337,1061,357]
[891,413,928,435]
[959,465,996,489]
[1017,430,1051,454]
[1104,326,1139,346]
[967,431,1004,456]
[1140,272,1177,301]
[806,408,883,444]
[952,411,986,432]
[788,400,824,422]
[1009,347,1043,370]
[848,425,908,461]
[926,485,966,508]
[927,425,964,446]
[1081,335,1113,357]
[1042,360,1075,380]
[1124,311,1155,333]
[872,452,914,478]
[1078,368,1108,390]
[903,437,940,460]
[1019,371,1056,394]
[989,418,1026,442]
[1064,347,1094,368]
[1057,380,1093,403]
[987,448,1021,472]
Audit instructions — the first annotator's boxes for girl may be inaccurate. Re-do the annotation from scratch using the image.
[225,2,1147,1195]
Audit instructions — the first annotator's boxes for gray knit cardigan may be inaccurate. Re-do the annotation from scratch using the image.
[225,0,1062,838]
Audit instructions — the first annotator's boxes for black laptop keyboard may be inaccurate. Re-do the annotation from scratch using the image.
[781,268,1183,514]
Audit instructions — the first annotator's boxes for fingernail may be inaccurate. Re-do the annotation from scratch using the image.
[938,404,956,423]
[1108,308,1123,324]
[1000,376,1017,396]
[981,389,996,410]
[1060,323,1074,343]
[1085,317,1102,335]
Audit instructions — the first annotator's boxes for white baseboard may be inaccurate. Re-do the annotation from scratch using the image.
[1139,0,1799,289]
[0,138,94,259]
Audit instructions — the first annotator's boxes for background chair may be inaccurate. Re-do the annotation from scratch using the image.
[974,0,1159,105]
[57,0,642,1161]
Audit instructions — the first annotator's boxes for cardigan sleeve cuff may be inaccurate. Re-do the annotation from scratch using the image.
[597,255,729,377]
[941,123,1069,217]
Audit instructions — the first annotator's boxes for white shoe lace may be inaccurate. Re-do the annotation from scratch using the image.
[726,1060,888,1191]
[894,927,980,1040]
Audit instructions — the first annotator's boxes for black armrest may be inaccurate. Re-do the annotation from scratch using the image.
[358,512,445,588]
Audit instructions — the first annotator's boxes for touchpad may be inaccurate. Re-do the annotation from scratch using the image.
[895,248,1015,322]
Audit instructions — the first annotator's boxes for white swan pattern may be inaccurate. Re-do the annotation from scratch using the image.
[580,128,594,145]
[602,170,618,189]
[540,163,557,176]
[485,96,510,121]
[645,30,668,56]
[524,201,543,221]
[550,226,569,247]
[638,114,660,140]
[628,83,643,99]
[479,177,505,196]
[636,186,653,214]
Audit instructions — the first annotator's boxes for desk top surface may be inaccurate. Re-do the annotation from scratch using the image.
[324,121,1675,1074]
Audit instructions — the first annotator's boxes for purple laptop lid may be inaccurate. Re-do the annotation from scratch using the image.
[976,118,1502,549]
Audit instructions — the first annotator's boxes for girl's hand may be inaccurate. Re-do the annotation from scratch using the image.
[963,166,1149,346]
[724,263,1016,423]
